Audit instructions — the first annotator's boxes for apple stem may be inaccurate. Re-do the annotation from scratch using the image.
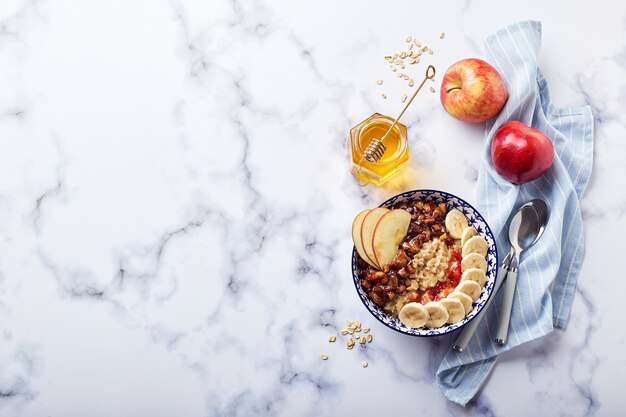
[446,87,462,94]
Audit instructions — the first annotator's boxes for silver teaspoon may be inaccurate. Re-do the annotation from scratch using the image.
[495,199,549,344]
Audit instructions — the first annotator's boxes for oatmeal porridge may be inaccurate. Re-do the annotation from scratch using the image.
[354,199,489,329]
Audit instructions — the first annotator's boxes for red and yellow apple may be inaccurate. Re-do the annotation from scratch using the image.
[440,58,508,123]
[491,121,554,185]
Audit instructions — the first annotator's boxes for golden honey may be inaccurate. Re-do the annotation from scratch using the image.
[349,113,409,185]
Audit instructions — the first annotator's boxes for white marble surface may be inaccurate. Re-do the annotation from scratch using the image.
[0,0,624,416]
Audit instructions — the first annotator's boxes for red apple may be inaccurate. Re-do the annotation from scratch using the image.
[491,121,554,185]
[440,58,508,123]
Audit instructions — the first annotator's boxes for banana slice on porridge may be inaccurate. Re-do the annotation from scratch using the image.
[447,291,473,315]
[440,298,465,324]
[461,268,487,288]
[456,280,482,302]
[461,253,488,272]
[462,235,489,257]
[399,302,429,328]
[445,209,469,239]
[424,301,449,328]
[461,226,478,246]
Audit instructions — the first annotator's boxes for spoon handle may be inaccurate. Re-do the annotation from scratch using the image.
[495,269,518,344]
[453,265,507,352]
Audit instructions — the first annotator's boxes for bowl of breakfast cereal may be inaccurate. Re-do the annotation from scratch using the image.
[351,189,498,337]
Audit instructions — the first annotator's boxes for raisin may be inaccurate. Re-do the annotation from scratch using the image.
[371,292,384,305]
[388,274,398,289]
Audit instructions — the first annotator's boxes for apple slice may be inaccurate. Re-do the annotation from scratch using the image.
[360,207,389,269]
[371,209,411,268]
[352,210,378,268]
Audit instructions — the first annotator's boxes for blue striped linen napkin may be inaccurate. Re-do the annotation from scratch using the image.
[435,20,594,406]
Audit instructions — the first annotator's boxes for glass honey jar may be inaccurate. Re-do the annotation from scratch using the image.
[349,113,410,185]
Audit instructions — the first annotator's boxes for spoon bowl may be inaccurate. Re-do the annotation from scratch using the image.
[509,199,548,267]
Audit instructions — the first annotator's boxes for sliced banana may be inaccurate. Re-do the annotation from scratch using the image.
[444,209,469,239]
[447,291,473,315]
[461,268,486,288]
[461,253,488,272]
[399,302,429,328]
[462,235,489,258]
[440,298,465,324]
[461,227,477,246]
[456,280,482,302]
[424,301,449,328]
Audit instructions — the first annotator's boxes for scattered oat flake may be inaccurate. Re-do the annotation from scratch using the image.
[340,330,348,335]
[414,39,421,47]
[328,335,336,342]
[390,65,397,72]
[440,32,446,39]
[376,79,383,85]
[381,93,387,99]
[363,328,370,333]
[408,43,413,50]
[405,36,412,43]
[397,73,403,78]
[367,335,373,343]
[429,87,436,93]
[384,55,393,62]
[408,79,414,87]
[359,336,366,345]
[422,46,428,52]
[347,339,355,347]
[428,48,433,55]
[393,53,398,59]
[399,52,407,59]
[362,361,368,368]
[321,354,328,360]
[401,94,407,103]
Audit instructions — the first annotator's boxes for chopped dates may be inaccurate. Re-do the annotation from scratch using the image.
[357,201,451,308]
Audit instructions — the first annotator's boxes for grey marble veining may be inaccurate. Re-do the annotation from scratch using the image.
[0,0,624,416]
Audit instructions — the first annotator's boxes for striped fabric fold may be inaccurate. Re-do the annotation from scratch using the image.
[435,20,594,406]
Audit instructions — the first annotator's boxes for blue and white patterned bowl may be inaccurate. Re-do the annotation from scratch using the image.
[352,189,499,337]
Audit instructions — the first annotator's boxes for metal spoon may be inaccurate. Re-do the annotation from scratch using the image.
[453,199,548,352]
[495,199,549,344]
